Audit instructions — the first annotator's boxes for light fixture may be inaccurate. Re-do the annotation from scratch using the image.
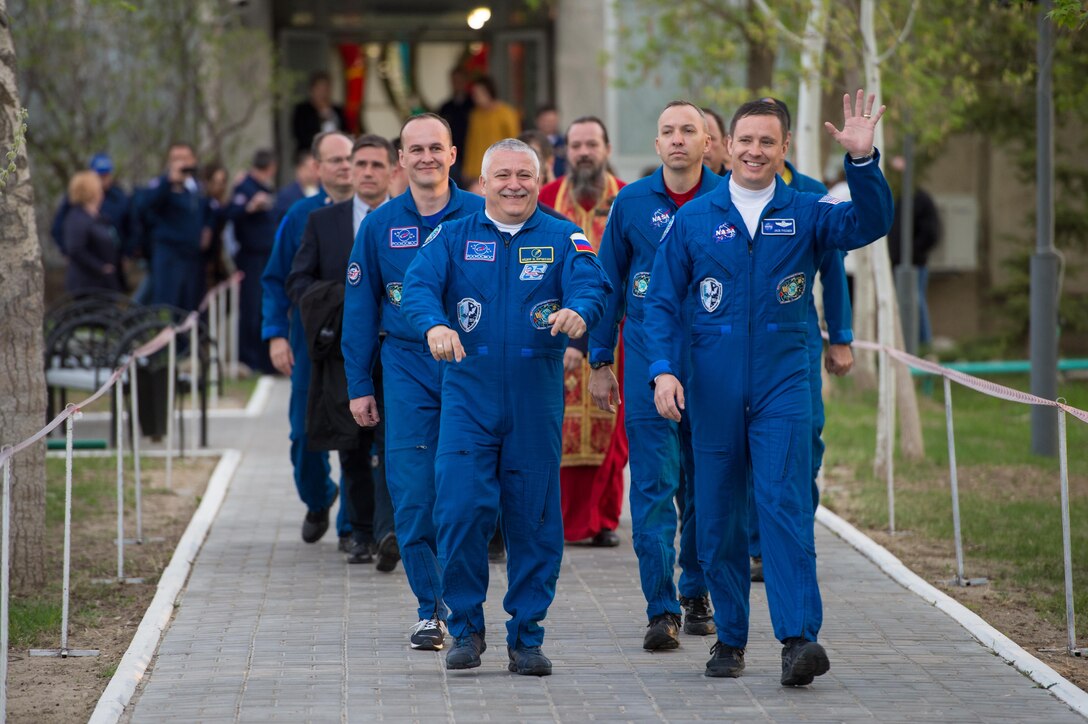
[467,7,491,30]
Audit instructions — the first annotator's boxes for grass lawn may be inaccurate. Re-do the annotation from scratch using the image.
[821,370,1088,640]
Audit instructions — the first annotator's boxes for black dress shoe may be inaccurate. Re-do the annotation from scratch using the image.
[338,535,352,553]
[347,540,374,564]
[591,529,620,547]
[375,532,400,572]
[302,508,331,543]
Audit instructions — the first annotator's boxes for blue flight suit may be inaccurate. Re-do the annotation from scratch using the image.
[342,183,484,622]
[588,166,719,620]
[401,208,611,650]
[643,154,892,648]
[144,175,210,311]
[261,190,347,536]
[749,163,853,559]
[228,174,279,374]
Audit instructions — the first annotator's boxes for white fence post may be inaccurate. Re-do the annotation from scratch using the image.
[190,322,199,453]
[229,276,240,380]
[1056,407,1085,656]
[166,332,176,489]
[881,348,896,533]
[129,360,143,543]
[208,293,219,409]
[942,377,987,587]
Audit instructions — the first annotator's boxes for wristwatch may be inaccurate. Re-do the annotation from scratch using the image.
[590,360,612,370]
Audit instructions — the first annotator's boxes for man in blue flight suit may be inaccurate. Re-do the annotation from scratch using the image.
[746,97,855,583]
[228,149,279,374]
[588,101,717,651]
[343,113,484,651]
[262,131,354,548]
[645,92,893,683]
[401,139,610,676]
[144,142,212,311]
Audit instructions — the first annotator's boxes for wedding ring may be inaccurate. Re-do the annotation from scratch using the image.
[862,113,872,118]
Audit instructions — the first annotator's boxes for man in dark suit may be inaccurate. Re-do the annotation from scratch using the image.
[292,71,349,155]
[287,134,397,569]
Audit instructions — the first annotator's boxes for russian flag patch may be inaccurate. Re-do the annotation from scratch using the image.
[571,232,595,254]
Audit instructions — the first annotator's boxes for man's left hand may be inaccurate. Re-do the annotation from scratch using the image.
[824,89,886,159]
[825,344,854,376]
[563,346,584,374]
[549,308,587,338]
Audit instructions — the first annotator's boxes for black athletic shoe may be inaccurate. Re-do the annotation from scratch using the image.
[780,637,830,686]
[591,529,620,547]
[347,540,374,564]
[376,532,400,573]
[705,640,745,678]
[507,645,552,676]
[337,535,352,553]
[446,632,486,670]
[302,508,331,543]
[750,556,764,583]
[410,617,447,650]
[680,594,716,636]
[643,612,682,650]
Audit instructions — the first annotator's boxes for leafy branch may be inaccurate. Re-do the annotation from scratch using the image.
[0,107,28,191]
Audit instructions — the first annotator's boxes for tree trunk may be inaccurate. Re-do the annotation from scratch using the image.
[795,0,829,179]
[0,1,48,592]
[745,0,775,92]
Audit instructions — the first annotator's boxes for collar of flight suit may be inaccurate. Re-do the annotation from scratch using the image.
[477,206,548,237]
[646,163,718,204]
[401,178,469,223]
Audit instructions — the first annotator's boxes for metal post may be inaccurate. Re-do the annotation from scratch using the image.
[166,333,176,489]
[882,348,896,533]
[943,378,987,587]
[1056,408,1085,655]
[190,323,199,452]
[208,293,219,408]
[115,384,124,579]
[29,414,98,657]
[129,361,143,543]
[1030,0,1059,456]
[229,276,240,380]
[217,285,227,390]
[2,449,11,723]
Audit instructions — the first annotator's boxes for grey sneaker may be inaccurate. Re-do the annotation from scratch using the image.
[446,632,486,670]
[780,637,830,686]
[410,617,447,650]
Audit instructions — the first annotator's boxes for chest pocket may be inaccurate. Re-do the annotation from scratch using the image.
[453,254,499,303]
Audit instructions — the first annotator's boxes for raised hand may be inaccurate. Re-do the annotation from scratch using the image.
[823,89,886,159]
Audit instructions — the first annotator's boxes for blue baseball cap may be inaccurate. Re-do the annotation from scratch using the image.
[89,153,114,175]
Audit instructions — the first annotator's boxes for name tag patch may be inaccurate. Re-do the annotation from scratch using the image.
[762,218,795,235]
[777,272,806,303]
[520,263,548,281]
[530,299,561,330]
[465,240,496,262]
[519,246,554,264]
[390,226,419,248]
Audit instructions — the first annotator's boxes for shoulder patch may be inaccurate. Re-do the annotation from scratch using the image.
[423,224,442,246]
[570,232,595,254]
[818,194,843,205]
[658,215,675,244]
[346,262,362,287]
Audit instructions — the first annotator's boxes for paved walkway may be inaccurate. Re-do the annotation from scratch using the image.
[123,379,1083,723]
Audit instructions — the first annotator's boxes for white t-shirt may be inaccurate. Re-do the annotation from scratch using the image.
[728,177,775,239]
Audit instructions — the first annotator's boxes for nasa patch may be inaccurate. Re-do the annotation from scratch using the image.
[346,262,362,287]
[385,282,403,307]
[762,218,796,235]
[632,271,650,298]
[520,263,548,281]
[465,240,497,262]
[389,226,419,248]
[714,222,737,242]
[776,272,806,304]
[700,277,723,313]
[457,297,482,332]
[530,299,561,330]
[650,208,671,228]
[423,224,442,245]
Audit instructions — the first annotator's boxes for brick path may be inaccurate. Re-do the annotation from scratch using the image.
[123,379,1084,723]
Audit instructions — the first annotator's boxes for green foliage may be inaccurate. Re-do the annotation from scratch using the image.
[1050,0,1088,30]
[0,107,29,190]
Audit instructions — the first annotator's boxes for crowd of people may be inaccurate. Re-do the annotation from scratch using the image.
[53,71,899,686]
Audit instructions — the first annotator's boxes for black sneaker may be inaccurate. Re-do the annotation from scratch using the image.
[750,556,764,583]
[680,594,716,636]
[780,637,830,686]
[347,540,374,564]
[338,535,352,553]
[410,617,447,650]
[446,632,486,670]
[376,532,400,573]
[302,508,331,543]
[507,645,552,676]
[705,640,745,678]
[591,529,620,547]
[643,612,682,651]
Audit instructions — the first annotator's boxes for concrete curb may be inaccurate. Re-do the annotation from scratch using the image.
[816,505,1088,719]
[87,448,243,724]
